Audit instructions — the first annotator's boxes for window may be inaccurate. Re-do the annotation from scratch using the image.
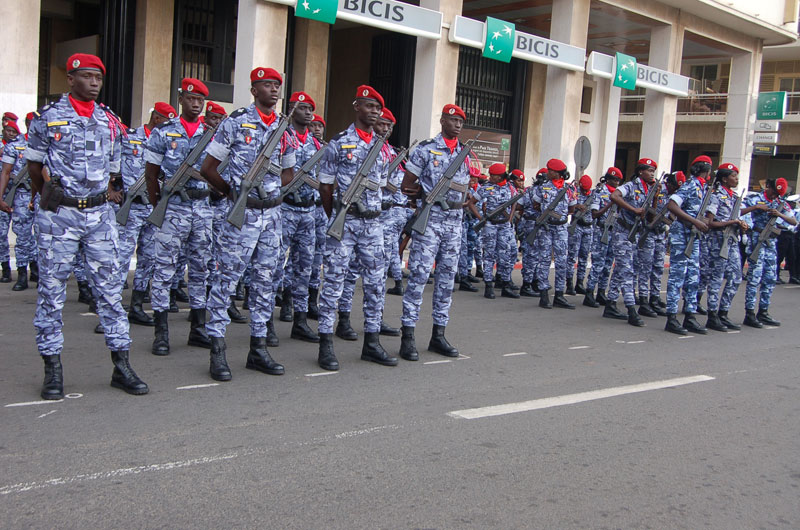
[455,47,515,132]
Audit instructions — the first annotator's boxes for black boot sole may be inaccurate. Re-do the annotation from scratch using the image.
[291,330,321,343]
[360,354,398,366]
[41,391,64,400]
[129,315,155,326]
[187,337,211,348]
[245,359,285,375]
[210,370,232,381]
[110,380,149,395]
[428,345,459,358]
[318,358,340,371]
[665,326,688,335]
[335,331,358,341]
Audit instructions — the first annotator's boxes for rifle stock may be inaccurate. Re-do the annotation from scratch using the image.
[747,216,780,261]
[684,174,718,257]
[475,192,523,232]
[5,165,29,206]
[718,194,743,259]
[600,205,618,245]
[525,185,568,245]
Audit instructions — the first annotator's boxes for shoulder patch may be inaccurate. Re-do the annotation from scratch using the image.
[154,121,170,130]
[418,139,436,149]
[127,127,136,134]
[331,131,349,142]
[229,107,248,119]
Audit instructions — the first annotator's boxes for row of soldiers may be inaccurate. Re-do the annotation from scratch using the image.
[1,52,796,401]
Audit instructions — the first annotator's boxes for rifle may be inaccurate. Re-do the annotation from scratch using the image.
[636,201,673,248]
[4,164,30,206]
[568,182,602,236]
[147,125,217,228]
[684,174,718,257]
[382,140,418,195]
[474,192,524,232]
[600,204,618,245]
[718,194,743,259]
[627,174,663,243]
[747,215,780,261]
[326,133,386,241]
[116,174,149,225]
[279,142,327,201]
[404,134,479,236]
[524,185,569,245]
[227,110,294,229]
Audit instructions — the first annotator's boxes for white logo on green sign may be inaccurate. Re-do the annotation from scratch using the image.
[757,92,786,120]
[296,0,338,24]
[613,52,637,90]
[483,17,515,63]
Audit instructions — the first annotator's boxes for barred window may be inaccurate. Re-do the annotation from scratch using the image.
[456,46,514,132]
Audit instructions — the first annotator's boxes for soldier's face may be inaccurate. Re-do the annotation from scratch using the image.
[489,172,504,183]
[68,70,104,101]
[309,121,324,140]
[151,112,169,126]
[291,102,314,126]
[2,126,18,142]
[725,172,739,188]
[252,80,281,108]
[440,115,463,139]
[639,167,655,184]
[205,112,224,128]
[354,99,381,126]
[179,93,205,121]
[607,177,621,188]
[374,119,393,137]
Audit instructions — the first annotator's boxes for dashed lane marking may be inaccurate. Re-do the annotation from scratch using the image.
[503,352,527,357]
[304,372,338,377]
[423,360,452,365]
[37,410,57,419]
[6,400,63,407]
[678,335,695,339]
[176,383,219,390]
[568,346,589,350]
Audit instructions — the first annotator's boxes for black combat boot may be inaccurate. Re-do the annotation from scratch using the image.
[649,294,667,316]
[602,300,626,320]
[143,286,151,304]
[128,290,154,326]
[29,261,38,282]
[386,278,404,295]
[110,350,149,395]
[291,311,320,342]
[279,297,293,322]
[428,324,458,357]
[519,282,536,297]
[475,265,484,279]
[756,307,780,327]
[467,272,480,283]
[94,322,104,334]
[575,279,586,295]
[743,310,763,329]
[266,316,279,347]
[318,333,339,371]
[152,310,170,356]
[361,332,398,366]
[0,261,11,283]
[539,289,553,309]
[41,355,64,400]
[178,278,188,289]
[242,286,250,310]
[596,289,608,306]
[705,310,728,332]
[683,313,708,334]
[380,320,400,337]
[627,305,644,327]
[459,277,478,292]
[12,267,28,291]
[553,291,575,309]
[665,313,688,335]
[168,289,179,313]
[583,289,599,308]
[501,282,520,299]
[209,336,232,381]
[637,296,657,318]
[307,287,318,319]
[718,310,741,330]
[235,281,245,301]
[246,336,285,375]
[228,297,247,324]
[695,293,707,315]
[173,286,189,303]
[484,281,496,299]
[188,308,212,348]
[565,277,576,296]
[399,326,418,361]
[77,281,92,304]
[335,311,358,341]
[274,287,283,307]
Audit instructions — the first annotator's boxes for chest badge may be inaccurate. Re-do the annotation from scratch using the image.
[433,160,439,167]
[245,134,252,145]
[347,152,353,160]
[171,140,178,149]
[133,148,139,156]
[54,131,62,142]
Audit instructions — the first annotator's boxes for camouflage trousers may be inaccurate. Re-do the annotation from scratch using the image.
[274,206,316,312]
[607,226,637,307]
[381,207,405,281]
[706,232,742,312]
[649,233,667,298]
[697,235,711,297]
[666,225,700,314]
[171,250,189,290]
[586,226,614,292]
[401,208,461,328]
[35,204,130,355]
[207,206,281,337]
[207,199,228,287]
[744,237,777,311]
[11,189,36,268]
[458,214,479,277]
[0,208,9,262]
[338,255,361,313]
[116,203,155,291]
[535,224,568,292]
[480,221,515,282]
[318,216,385,334]
[518,219,539,283]
[309,204,326,290]
[567,224,593,283]
[634,231,657,300]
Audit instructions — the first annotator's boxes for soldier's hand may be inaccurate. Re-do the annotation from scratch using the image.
[28,200,35,211]
[754,203,768,212]
[108,189,123,204]
[0,200,11,214]
[767,208,779,217]
[738,220,749,231]
[694,219,709,233]
[634,207,645,217]
[575,204,587,212]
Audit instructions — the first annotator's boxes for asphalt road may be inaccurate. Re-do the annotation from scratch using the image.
[1,270,799,529]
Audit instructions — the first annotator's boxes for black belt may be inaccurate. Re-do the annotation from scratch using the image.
[435,200,463,210]
[284,195,315,208]
[132,195,149,206]
[381,202,393,211]
[184,189,210,200]
[577,219,594,227]
[616,218,633,230]
[315,198,323,207]
[346,205,381,219]
[523,214,537,221]
[547,218,568,225]
[246,196,281,210]
[61,192,108,210]
[489,218,509,225]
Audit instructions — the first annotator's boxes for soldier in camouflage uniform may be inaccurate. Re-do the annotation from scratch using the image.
[307,113,327,320]
[26,53,148,399]
[456,167,482,293]
[566,174,596,297]
[583,167,622,308]
[201,67,297,381]
[0,120,20,283]
[517,168,547,297]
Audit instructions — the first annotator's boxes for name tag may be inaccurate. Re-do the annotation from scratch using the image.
[241,123,256,129]
[341,144,356,149]
[128,140,142,145]
[47,121,68,127]
[166,132,183,138]
[430,150,443,156]
[15,146,25,150]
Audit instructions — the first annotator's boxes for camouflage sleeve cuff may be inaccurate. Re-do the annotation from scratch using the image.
[670,194,684,207]
[24,148,46,163]
[143,149,164,166]
[281,152,296,170]
[404,160,422,176]
[206,140,229,161]
[319,172,335,185]
[1,154,16,165]
[706,203,718,216]
[110,161,121,173]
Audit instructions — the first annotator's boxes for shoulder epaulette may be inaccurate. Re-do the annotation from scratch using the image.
[99,102,120,119]
[127,127,136,134]
[331,131,348,142]
[418,139,436,148]
[229,107,248,119]
[154,121,170,130]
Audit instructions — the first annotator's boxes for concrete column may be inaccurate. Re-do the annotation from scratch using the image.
[721,46,763,191]
[640,24,684,170]
[0,0,41,125]
[291,19,330,117]
[519,62,547,182]
[131,0,174,127]
[409,0,462,142]
[233,0,288,109]
[539,0,590,174]
[598,84,622,175]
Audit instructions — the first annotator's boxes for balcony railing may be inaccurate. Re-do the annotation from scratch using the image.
[620,92,800,117]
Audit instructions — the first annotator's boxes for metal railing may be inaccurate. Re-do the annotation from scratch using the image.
[620,92,800,116]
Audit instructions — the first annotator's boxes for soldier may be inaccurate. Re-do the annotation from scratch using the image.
[456,166,482,293]
[531,158,578,310]
[144,78,214,355]
[204,101,226,128]
[741,177,796,327]
[467,162,519,299]
[200,67,297,380]
[518,168,547,297]
[316,85,395,370]
[645,172,685,316]
[664,155,712,335]
[309,114,325,141]
[26,53,148,398]
[308,113,327,319]
[2,111,19,130]
[398,103,471,361]
[566,174,595,296]
[0,119,20,283]
[376,108,407,298]
[583,167,622,308]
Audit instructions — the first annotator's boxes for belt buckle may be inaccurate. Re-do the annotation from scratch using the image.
[78,198,88,209]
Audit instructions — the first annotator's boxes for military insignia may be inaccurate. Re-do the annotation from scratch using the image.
[433,160,439,167]
[448,108,455,115]
[430,150,443,155]
[257,69,265,78]
[241,123,256,129]
[47,121,68,127]
[298,94,305,101]
[133,149,139,155]
[54,131,62,141]
[362,89,369,97]
[171,141,178,149]
[188,84,194,92]
[72,59,80,68]
[245,135,252,144]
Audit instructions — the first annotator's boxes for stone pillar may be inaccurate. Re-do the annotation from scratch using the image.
[539,0,590,174]
[291,19,330,117]
[519,62,547,183]
[131,0,174,127]
[722,46,763,191]
[409,0,462,142]
[599,83,622,174]
[0,0,41,125]
[233,0,289,109]
[639,24,684,170]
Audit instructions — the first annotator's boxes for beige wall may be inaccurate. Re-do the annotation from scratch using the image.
[131,0,174,127]
[518,62,547,182]
[0,0,41,123]
[291,19,330,118]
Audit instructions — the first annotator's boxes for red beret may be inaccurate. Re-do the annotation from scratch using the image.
[469,165,481,178]
[66,53,106,75]
[25,112,35,122]
[488,163,507,175]
[692,155,712,166]
[579,175,593,191]
[250,67,282,84]
[205,101,226,115]
[605,167,623,179]
[546,158,567,172]
[355,85,384,108]
[637,157,657,169]
[4,120,19,134]
[510,169,524,179]
[289,91,315,111]
[776,177,789,196]
[3,112,18,122]
[442,104,466,120]
[311,114,326,127]
[718,163,739,173]
[378,108,396,124]
[537,167,548,176]
[153,102,177,119]
[181,78,209,97]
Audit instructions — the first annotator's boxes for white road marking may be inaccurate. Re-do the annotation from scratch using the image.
[304,372,338,377]
[424,360,452,365]
[503,352,527,357]
[5,399,63,408]
[447,375,715,420]
[457,354,470,360]
[334,425,397,439]
[176,383,219,390]
[728,330,741,334]
[79,312,95,317]
[37,410,57,419]
[65,393,83,399]
[678,335,694,339]
[568,346,589,350]
[627,340,645,344]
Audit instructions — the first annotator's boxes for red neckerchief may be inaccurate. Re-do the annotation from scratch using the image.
[256,107,276,127]
[470,182,478,191]
[180,116,201,138]
[763,191,770,204]
[143,125,151,138]
[640,178,648,195]
[722,186,734,198]
[295,130,308,145]
[497,179,507,187]
[69,94,95,118]
[552,178,564,189]
[442,136,458,154]
[355,127,373,144]
[606,185,616,193]
[24,134,28,141]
